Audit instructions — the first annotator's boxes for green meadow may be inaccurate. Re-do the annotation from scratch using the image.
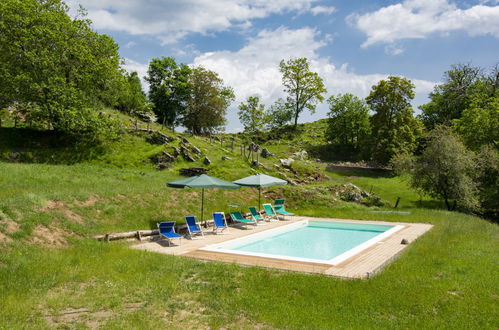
[0,152,497,328]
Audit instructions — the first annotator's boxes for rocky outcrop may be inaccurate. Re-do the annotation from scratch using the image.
[279,158,294,167]
[292,150,308,160]
[145,131,174,145]
[179,168,209,176]
[261,148,272,158]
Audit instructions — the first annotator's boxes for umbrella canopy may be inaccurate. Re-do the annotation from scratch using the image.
[167,174,240,224]
[233,173,287,209]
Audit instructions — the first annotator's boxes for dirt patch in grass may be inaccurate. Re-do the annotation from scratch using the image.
[0,217,20,234]
[75,195,102,207]
[40,200,66,211]
[43,302,147,328]
[30,225,70,247]
[40,200,84,223]
[0,231,12,243]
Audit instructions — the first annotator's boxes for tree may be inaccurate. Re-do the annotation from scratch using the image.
[401,127,478,211]
[266,98,293,129]
[237,96,267,133]
[279,58,327,128]
[0,0,122,136]
[453,94,499,151]
[116,71,148,114]
[419,64,482,129]
[326,93,370,151]
[145,57,192,130]
[475,145,499,215]
[183,67,234,135]
[366,76,422,164]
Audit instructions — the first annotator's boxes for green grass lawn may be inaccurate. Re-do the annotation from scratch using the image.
[0,161,497,328]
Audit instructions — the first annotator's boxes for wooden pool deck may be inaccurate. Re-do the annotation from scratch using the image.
[132,216,432,279]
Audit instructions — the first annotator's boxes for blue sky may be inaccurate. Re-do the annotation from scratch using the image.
[67,0,499,131]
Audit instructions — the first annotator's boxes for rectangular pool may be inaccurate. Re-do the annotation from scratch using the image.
[200,220,403,265]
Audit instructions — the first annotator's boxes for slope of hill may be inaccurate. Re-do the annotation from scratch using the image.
[0,111,497,328]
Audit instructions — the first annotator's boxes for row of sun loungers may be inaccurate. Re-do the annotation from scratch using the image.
[157,200,294,246]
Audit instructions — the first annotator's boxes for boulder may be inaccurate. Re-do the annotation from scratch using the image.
[260,148,272,158]
[145,131,173,145]
[203,156,211,165]
[292,150,308,160]
[221,156,231,160]
[161,151,176,162]
[279,158,294,167]
[172,146,180,157]
[150,151,176,164]
[179,168,209,176]
[156,163,169,170]
[181,137,190,144]
[183,153,196,162]
[191,145,202,155]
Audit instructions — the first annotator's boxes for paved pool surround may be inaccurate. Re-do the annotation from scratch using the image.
[132,216,432,279]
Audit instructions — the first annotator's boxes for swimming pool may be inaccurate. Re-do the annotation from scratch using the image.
[200,220,404,265]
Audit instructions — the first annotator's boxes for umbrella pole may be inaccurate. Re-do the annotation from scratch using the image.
[201,188,205,227]
[258,187,261,211]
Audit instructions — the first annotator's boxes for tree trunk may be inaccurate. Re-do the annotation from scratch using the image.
[444,198,451,211]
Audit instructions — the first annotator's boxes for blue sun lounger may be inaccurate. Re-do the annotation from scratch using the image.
[185,216,204,239]
[262,203,280,221]
[274,199,294,217]
[157,221,182,246]
[230,211,257,228]
[213,212,229,234]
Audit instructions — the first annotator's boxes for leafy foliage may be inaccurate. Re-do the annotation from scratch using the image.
[116,71,149,115]
[237,96,267,133]
[145,57,192,129]
[326,93,370,152]
[0,0,123,137]
[279,58,327,128]
[266,98,293,129]
[366,76,422,164]
[183,67,234,135]
[475,145,499,214]
[453,87,499,151]
[398,127,478,211]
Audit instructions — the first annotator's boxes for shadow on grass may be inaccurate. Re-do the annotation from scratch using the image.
[410,200,446,209]
[329,169,393,179]
[0,127,106,164]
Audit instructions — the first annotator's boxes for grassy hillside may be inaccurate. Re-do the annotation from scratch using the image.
[0,112,497,328]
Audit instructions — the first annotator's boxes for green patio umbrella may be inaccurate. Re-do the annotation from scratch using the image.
[167,174,240,224]
[232,173,287,210]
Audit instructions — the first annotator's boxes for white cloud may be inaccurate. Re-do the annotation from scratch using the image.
[67,0,321,44]
[349,0,499,48]
[192,27,437,127]
[122,58,149,90]
[311,5,336,15]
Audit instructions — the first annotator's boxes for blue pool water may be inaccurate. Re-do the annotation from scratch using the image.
[232,221,394,261]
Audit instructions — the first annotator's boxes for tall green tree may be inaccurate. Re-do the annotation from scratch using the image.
[453,94,499,151]
[145,57,192,130]
[419,63,482,129]
[279,58,327,128]
[237,96,267,133]
[116,71,148,114]
[366,76,422,164]
[183,67,234,135]
[475,145,499,215]
[0,0,122,136]
[266,98,293,129]
[409,127,478,211]
[326,93,370,151]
